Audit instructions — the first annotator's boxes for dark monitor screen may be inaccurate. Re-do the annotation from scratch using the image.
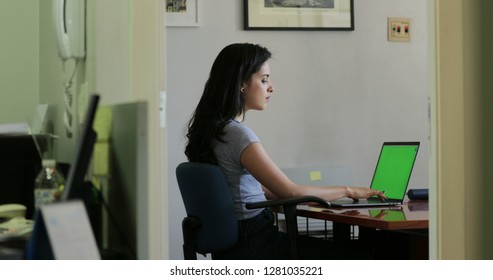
[26,94,101,259]
[62,94,100,201]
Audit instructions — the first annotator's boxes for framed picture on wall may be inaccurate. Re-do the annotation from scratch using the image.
[166,0,200,27]
[244,0,354,30]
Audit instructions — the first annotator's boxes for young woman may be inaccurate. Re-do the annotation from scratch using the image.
[185,43,385,259]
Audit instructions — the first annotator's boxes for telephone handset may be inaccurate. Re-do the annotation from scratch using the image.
[52,0,86,61]
[0,204,26,219]
[0,204,34,238]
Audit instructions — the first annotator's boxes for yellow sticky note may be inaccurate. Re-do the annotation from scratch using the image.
[310,171,322,181]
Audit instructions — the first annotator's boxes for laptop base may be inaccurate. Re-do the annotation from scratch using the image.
[329,198,402,208]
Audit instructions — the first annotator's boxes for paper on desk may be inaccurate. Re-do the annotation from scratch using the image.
[310,171,322,181]
[40,201,101,260]
[0,123,29,135]
[29,104,48,135]
[0,104,49,135]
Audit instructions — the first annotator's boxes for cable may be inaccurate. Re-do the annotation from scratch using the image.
[62,60,79,138]
[90,184,138,260]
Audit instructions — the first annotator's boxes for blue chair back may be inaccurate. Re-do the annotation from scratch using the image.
[176,162,238,255]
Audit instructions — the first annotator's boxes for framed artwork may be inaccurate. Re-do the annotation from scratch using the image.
[166,0,200,27]
[244,0,354,30]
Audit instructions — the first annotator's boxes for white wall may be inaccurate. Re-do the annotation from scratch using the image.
[167,0,429,259]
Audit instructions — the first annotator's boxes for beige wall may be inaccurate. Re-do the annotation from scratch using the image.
[39,0,78,161]
[86,0,167,259]
[130,0,168,260]
[0,0,74,160]
[435,0,493,259]
[0,0,39,124]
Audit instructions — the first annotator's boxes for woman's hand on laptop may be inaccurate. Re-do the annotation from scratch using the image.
[346,187,387,202]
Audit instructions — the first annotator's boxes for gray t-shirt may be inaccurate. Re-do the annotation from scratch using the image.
[213,120,266,220]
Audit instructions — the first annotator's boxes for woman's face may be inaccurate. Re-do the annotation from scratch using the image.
[242,62,274,111]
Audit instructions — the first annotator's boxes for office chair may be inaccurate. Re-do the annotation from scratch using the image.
[176,162,329,260]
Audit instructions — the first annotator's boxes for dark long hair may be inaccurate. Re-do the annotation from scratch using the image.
[185,43,272,164]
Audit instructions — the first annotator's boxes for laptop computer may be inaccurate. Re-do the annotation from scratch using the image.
[329,142,420,208]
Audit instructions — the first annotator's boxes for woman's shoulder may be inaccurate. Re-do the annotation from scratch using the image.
[226,120,253,132]
[224,120,258,140]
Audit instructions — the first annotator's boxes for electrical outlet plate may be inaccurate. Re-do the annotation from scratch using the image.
[388,17,411,42]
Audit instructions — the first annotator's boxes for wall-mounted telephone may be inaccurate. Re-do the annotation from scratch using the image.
[52,0,86,138]
[52,0,86,61]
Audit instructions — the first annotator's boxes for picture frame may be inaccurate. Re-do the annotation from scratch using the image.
[244,0,354,31]
[166,0,200,27]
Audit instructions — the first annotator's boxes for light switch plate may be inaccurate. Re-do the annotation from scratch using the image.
[388,17,411,42]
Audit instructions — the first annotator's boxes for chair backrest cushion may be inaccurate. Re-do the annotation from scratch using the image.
[176,162,238,254]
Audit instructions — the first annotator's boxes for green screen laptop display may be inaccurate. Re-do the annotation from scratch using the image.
[370,143,419,200]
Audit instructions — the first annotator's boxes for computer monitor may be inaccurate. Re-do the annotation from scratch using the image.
[61,94,102,245]
[62,94,100,201]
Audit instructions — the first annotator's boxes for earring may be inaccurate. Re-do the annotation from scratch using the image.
[240,88,245,93]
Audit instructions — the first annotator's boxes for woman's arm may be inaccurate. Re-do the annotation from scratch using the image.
[240,142,385,201]
[262,185,278,200]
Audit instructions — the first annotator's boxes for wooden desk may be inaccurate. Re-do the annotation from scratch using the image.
[295,200,429,259]
[296,200,428,230]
